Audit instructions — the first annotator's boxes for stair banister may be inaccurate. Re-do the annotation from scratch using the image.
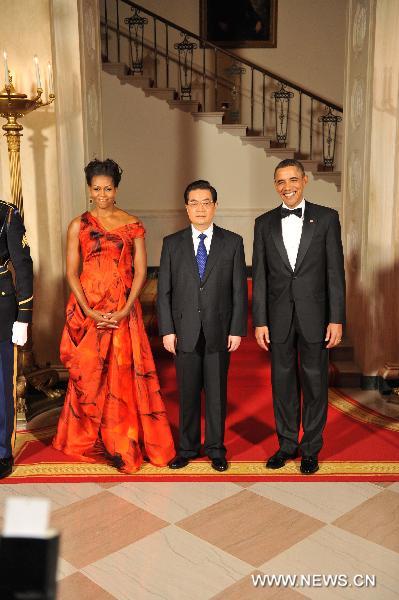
[101,0,343,169]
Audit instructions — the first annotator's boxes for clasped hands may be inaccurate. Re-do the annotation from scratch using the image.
[86,308,128,329]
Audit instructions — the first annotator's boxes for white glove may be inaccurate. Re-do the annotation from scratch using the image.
[12,321,28,346]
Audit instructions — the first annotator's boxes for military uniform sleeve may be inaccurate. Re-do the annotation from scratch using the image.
[6,206,33,323]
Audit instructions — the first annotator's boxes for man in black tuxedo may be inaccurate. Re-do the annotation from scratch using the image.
[157,180,247,472]
[252,159,345,474]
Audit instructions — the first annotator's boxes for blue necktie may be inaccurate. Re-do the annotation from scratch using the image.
[196,233,207,279]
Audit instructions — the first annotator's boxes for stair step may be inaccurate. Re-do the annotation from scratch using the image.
[192,112,224,125]
[313,171,341,192]
[144,87,177,101]
[300,159,320,172]
[331,360,362,388]
[168,100,200,112]
[217,124,248,136]
[330,341,354,362]
[266,147,296,159]
[103,62,129,77]
[120,75,153,88]
[241,136,272,148]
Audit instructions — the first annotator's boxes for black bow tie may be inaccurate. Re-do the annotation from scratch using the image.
[281,206,302,219]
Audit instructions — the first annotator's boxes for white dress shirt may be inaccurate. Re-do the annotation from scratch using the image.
[281,198,305,270]
[191,223,214,255]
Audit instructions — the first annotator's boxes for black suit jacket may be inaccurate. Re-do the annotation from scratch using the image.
[252,201,345,343]
[0,200,33,342]
[157,224,248,353]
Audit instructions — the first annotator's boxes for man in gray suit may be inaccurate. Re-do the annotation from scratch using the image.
[157,180,247,471]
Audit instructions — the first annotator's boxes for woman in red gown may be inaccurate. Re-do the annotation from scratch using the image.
[53,159,175,473]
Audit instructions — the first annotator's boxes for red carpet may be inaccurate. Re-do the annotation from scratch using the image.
[3,282,399,483]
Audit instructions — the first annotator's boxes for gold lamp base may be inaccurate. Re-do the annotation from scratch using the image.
[1,76,60,427]
[15,326,65,428]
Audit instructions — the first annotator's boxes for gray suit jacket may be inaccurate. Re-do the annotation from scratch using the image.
[157,224,248,352]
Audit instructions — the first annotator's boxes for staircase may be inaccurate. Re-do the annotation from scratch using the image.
[103,60,341,191]
[101,0,343,186]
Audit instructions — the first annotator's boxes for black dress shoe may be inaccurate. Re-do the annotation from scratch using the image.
[0,457,13,479]
[266,449,298,469]
[300,456,319,475]
[168,455,192,469]
[211,458,228,472]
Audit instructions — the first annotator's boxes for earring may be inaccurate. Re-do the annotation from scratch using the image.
[89,198,93,204]
[113,200,116,204]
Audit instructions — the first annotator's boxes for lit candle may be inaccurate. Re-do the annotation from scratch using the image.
[34,55,42,89]
[47,61,53,95]
[3,50,8,87]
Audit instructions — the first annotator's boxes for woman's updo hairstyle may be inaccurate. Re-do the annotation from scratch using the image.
[84,158,123,187]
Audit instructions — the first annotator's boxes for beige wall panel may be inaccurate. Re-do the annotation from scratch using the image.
[0,0,103,365]
[366,0,399,372]
[77,0,104,162]
[0,0,64,364]
[51,0,86,246]
[342,0,375,373]
[51,0,103,240]
[343,0,399,376]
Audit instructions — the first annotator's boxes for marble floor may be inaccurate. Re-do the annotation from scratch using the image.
[0,479,397,599]
[340,387,399,418]
[2,390,398,599]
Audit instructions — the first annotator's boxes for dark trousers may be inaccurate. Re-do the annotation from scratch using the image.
[0,340,15,459]
[175,329,230,459]
[270,310,329,457]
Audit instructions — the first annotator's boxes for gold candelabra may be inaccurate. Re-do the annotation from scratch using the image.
[0,52,63,426]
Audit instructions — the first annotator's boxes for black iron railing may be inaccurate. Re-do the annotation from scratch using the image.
[101,0,343,170]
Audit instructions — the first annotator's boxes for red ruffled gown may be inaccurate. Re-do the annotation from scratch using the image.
[53,211,175,472]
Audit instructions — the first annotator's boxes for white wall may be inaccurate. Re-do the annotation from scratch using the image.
[102,71,341,265]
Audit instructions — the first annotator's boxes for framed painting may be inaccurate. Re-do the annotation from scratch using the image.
[200,0,278,48]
